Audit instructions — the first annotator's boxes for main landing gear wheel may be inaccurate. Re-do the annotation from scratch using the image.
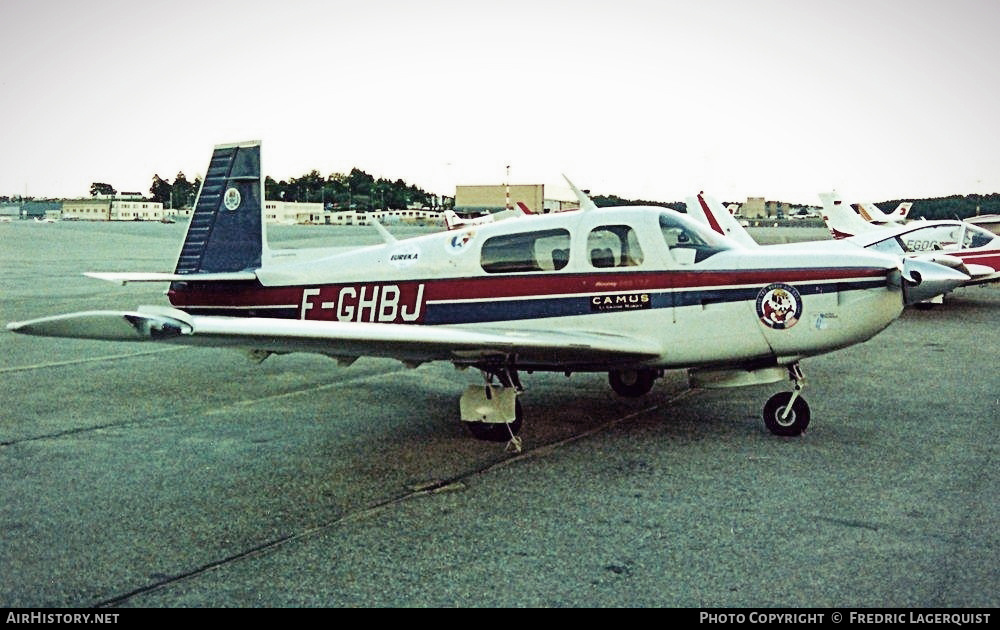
[608,368,657,397]
[465,399,523,442]
[762,391,811,436]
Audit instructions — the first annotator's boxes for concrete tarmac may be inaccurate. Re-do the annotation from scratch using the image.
[1,221,997,607]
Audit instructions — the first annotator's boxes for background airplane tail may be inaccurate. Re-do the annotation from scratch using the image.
[819,191,877,239]
[893,202,912,221]
[685,193,758,248]
[174,141,265,274]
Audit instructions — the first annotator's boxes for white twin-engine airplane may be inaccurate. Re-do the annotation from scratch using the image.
[7,142,969,444]
[819,192,1000,287]
[688,191,1000,305]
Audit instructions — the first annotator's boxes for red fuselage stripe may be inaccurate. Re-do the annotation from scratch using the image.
[168,268,887,309]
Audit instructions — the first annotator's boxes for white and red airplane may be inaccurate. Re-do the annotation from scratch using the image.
[688,191,999,304]
[819,191,1000,286]
[7,142,969,444]
[442,202,531,230]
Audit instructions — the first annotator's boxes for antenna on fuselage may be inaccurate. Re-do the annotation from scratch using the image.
[371,218,397,245]
[505,164,512,212]
[562,174,598,212]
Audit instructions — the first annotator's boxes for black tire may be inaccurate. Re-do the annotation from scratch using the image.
[608,368,657,397]
[762,391,810,436]
[465,399,523,442]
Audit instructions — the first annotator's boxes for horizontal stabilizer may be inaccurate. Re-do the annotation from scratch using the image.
[85,271,258,285]
[963,264,1000,284]
[7,309,192,341]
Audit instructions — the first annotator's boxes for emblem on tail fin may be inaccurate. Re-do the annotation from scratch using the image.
[223,187,242,211]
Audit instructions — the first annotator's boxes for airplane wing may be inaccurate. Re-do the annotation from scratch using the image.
[961,263,1000,284]
[7,307,662,368]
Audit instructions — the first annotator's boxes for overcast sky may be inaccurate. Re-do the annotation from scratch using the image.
[1,0,997,205]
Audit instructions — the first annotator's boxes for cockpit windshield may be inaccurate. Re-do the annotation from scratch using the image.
[659,212,733,263]
[963,224,995,249]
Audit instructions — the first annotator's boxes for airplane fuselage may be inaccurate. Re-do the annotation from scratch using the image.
[168,207,905,371]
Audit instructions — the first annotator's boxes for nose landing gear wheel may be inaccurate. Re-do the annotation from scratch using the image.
[763,391,810,436]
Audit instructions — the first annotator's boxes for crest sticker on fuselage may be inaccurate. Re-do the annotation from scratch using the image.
[447,230,476,254]
[756,283,802,330]
[223,187,242,212]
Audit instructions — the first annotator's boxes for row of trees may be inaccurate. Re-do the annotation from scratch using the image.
[875,194,1000,221]
[141,168,438,211]
[591,193,685,212]
[264,168,438,210]
[149,173,201,209]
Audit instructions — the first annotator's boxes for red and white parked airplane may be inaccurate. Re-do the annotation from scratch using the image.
[7,143,968,443]
[857,201,912,226]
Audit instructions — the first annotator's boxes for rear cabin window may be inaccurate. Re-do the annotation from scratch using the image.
[588,225,644,268]
[481,229,571,273]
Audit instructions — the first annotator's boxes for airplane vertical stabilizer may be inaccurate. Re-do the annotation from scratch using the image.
[819,191,879,239]
[686,193,758,248]
[892,202,912,221]
[175,141,265,274]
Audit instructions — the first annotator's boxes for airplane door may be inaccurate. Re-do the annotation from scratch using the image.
[655,212,773,364]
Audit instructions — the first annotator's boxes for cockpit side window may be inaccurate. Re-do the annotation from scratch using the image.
[870,237,905,256]
[481,228,571,273]
[587,225,644,268]
[659,213,731,264]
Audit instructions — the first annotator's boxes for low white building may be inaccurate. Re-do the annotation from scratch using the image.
[324,209,444,226]
[264,201,323,224]
[61,199,111,220]
[61,197,165,221]
[111,199,164,221]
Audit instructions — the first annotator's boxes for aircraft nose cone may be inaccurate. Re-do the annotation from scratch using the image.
[900,258,970,305]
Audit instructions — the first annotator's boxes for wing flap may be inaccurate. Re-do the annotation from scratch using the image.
[185,316,661,366]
